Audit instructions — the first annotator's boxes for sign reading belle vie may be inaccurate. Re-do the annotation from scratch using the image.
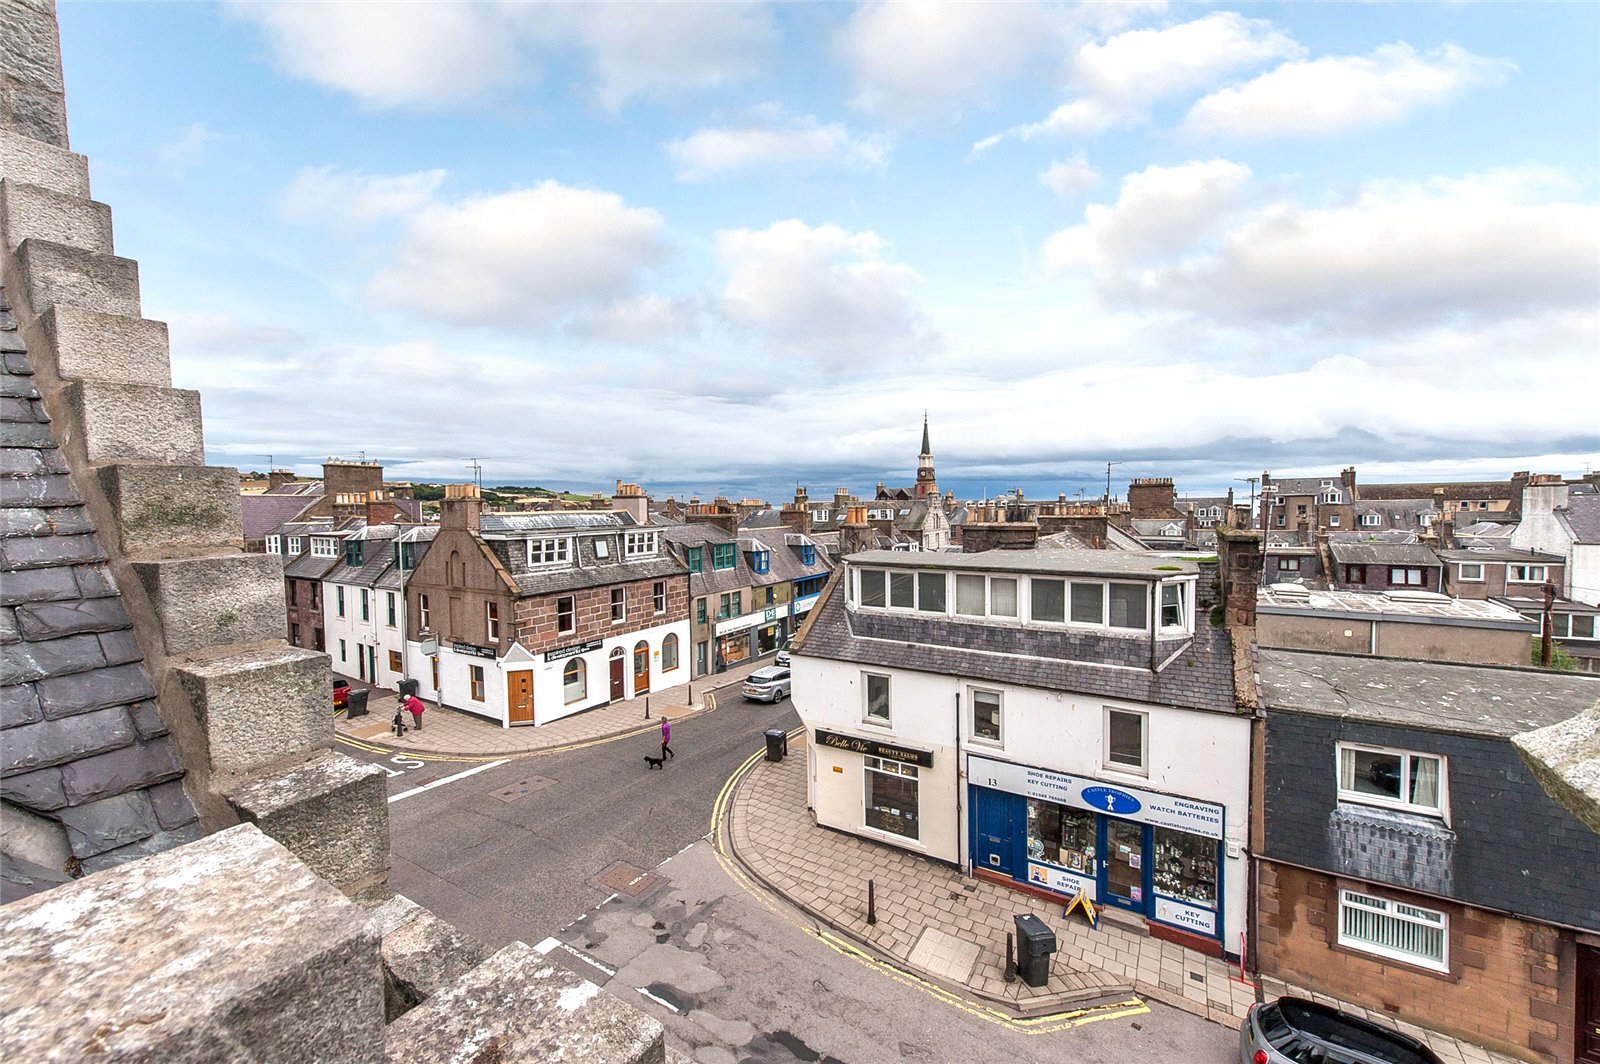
[814,729,933,767]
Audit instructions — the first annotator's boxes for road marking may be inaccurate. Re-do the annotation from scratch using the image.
[535,937,561,955]
[387,759,510,803]
[538,937,618,977]
[636,987,682,1013]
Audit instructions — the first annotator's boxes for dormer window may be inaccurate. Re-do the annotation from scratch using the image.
[624,531,657,558]
[288,537,304,554]
[686,546,703,573]
[528,537,572,566]
[711,543,736,570]
[311,537,337,558]
[344,540,364,566]
[752,549,770,574]
[1318,490,1342,504]
[811,509,829,523]
[800,544,816,566]
[266,535,282,554]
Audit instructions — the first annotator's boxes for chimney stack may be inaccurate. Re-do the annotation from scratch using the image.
[440,482,483,532]
[612,480,650,525]
[1216,526,1263,629]
[840,506,875,556]
[268,469,296,491]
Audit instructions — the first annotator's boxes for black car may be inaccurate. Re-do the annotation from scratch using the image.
[1240,997,1443,1064]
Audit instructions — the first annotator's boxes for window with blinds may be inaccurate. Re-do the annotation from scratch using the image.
[1337,890,1447,972]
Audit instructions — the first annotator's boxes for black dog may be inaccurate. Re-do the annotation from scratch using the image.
[643,755,665,770]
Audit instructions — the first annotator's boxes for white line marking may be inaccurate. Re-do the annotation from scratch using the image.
[387,759,510,803]
[558,942,616,976]
[636,987,682,1013]
[535,937,561,955]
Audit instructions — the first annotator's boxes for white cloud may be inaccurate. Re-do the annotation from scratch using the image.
[532,2,774,110]
[569,295,700,346]
[667,109,889,181]
[985,12,1301,146]
[716,220,930,367]
[1045,163,1600,330]
[277,166,449,229]
[231,1,769,111]
[838,0,1066,120]
[1039,154,1100,200]
[367,182,670,326]
[230,3,528,108]
[1042,159,1251,271]
[1185,42,1515,139]
[156,123,224,173]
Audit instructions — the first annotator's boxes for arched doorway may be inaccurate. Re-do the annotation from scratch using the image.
[632,639,651,695]
[609,648,626,701]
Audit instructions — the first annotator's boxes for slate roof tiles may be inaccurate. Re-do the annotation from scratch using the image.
[1,286,200,897]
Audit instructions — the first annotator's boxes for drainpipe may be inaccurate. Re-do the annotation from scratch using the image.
[955,690,965,875]
[1148,581,1160,671]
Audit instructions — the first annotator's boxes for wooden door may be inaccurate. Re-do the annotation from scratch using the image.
[609,651,626,701]
[507,670,533,725]
[632,640,650,695]
[1580,946,1600,1064]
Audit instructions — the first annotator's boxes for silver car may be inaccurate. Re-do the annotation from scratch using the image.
[1240,997,1441,1064]
[742,666,791,703]
[774,638,793,667]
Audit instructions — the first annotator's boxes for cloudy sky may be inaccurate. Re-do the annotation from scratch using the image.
[57,2,1599,502]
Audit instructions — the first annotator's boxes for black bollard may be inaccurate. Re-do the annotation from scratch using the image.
[867,879,877,925]
[1004,931,1017,983]
[645,696,650,719]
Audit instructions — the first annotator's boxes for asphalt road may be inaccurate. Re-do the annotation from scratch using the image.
[347,674,799,947]
[545,840,1238,1064]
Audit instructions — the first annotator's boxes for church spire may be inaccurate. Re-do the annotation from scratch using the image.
[921,411,931,457]
[915,413,937,498]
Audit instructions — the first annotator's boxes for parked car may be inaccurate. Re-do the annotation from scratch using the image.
[742,667,791,703]
[333,678,351,710]
[774,637,793,668]
[1240,997,1442,1064]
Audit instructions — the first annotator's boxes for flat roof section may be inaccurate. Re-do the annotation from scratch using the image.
[844,548,1199,580]
[1257,586,1536,631]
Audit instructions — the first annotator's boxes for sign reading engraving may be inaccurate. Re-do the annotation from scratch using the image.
[813,729,933,768]
[967,754,1223,839]
[544,639,602,663]
[451,642,497,659]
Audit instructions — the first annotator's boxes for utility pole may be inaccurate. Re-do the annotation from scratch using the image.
[1104,461,1121,513]
[1242,477,1258,525]
[466,459,482,493]
[1541,580,1556,667]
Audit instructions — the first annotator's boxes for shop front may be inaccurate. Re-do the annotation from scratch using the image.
[714,605,790,672]
[966,754,1225,942]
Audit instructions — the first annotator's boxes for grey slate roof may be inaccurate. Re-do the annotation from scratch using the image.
[1359,479,1518,501]
[1,286,199,897]
[1328,541,1439,566]
[512,556,685,597]
[1436,547,1563,564]
[481,512,628,533]
[241,491,320,542]
[1559,495,1600,544]
[798,574,1239,715]
[1259,648,1600,736]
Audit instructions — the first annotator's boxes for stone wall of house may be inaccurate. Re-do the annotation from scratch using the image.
[1257,861,1577,1063]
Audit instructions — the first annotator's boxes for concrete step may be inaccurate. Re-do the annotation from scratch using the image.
[384,942,667,1063]
[0,129,90,198]
[174,643,334,778]
[364,895,493,1023]
[0,824,386,1063]
[23,304,171,386]
[59,378,204,466]
[1,179,112,255]
[98,463,243,556]
[225,750,390,898]
[3,237,139,324]
[131,552,287,655]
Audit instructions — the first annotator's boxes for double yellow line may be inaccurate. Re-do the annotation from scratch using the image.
[707,729,1149,1033]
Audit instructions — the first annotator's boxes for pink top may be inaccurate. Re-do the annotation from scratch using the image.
[661,719,670,741]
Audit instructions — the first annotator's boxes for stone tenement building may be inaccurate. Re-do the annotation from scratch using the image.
[1,4,676,1059]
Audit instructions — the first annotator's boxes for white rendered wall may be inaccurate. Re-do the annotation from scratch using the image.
[323,581,381,683]
[1569,544,1600,606]
[529,618,691,726]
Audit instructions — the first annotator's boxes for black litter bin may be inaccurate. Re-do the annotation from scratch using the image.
[345,688,370,719]
[1013,913,1056,988]
[398,679,419,698]
[763,728,788,762]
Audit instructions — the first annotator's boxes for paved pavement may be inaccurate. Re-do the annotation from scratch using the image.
[724,733,1521,1064]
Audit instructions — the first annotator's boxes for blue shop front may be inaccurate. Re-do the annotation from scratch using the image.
[966,754,1225,942]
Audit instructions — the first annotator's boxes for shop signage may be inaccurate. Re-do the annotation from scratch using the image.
[794,593,820,614]
[815,729,933,768]
[544,639,601,663]
[451,642,497,659]
[1027,862,1095,900]
[764,607,778,622]
[967,754,1223,839]
[1154,897,1217,935]
[714,603,791,637]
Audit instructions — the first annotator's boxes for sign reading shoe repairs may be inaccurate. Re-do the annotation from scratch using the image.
[967,754,1223,839]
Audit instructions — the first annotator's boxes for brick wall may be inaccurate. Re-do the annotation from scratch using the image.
[284,577,324,650]
[512,576,690,651]
[1258,861,1576,1063]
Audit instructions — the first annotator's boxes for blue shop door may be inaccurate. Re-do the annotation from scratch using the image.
[971,788,1017,876]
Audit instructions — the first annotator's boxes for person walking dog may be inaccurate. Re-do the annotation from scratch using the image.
[660,715,674,760]
[403,693,426,732]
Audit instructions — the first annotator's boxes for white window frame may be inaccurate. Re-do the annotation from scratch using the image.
[288,536,304,555]
[528,537,572,566]
[610,587,626,623]
[1328,513,1342,527]
[862,672,892,726]
[1456,562,1484,583]
[486,602,500,642]
[1360,513,1381,528]
[1337,889,1448,973]
[1508,564,1546,584]
[1103,707,1149,777]
[862,755,919,841]
[556,595,576,635]
[1336,742,1447,819]
[652,580,666,614]
[623,531,657,558]
[1278,557,1301,572]
[1389,566,1425,586]
[593,537,610,560]
[811,508,830,523]
[419,594,430,630]
[1159,581,1188,631]
[266,535,282,554]
[312,537,338,558]
[969,687,1003,747]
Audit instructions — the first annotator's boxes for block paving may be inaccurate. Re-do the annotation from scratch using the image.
[727,735,1522,1064]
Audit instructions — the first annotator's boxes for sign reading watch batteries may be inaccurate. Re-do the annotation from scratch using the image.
[814,729,933,768]
[967,754,1223,839]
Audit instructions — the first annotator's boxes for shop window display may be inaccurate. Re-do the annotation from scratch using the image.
[1151,827,1217,909]
[1026,800,1096,875]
